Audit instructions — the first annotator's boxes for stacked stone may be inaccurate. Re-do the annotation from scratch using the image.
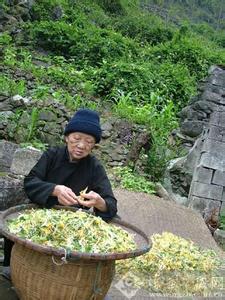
[188,66,225,214]
[0,140,42,210]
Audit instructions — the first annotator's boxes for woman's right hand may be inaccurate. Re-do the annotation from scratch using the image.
[52,185,78,206]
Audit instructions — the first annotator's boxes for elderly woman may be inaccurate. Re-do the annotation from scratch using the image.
[2,109,117,292]
[24,108,117,219]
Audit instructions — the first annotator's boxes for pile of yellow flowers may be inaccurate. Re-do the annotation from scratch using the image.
[116,232,222,296]
[7,208,136,253]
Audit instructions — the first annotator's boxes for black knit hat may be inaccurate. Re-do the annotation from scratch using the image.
[64,109,102,143]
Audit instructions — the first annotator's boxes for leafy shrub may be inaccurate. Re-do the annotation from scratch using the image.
[151,61,197,108]
[113,13,174,45]
[0,75,26,96]
[88,59,196,109]
[148,36,215,79]
[113,166,155,194]
[28,21,139,66]
[0,32,12,46]
[219,209,225,230]
[113,92,178,181]
[95,0,126,15]
[30,0,68,21]
[215,32,225,48]
[190,23,215,40]
[88,60,155,99]
[74,3,111,28]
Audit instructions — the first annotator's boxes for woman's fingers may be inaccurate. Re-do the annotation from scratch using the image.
[77,198,96,207]
[54,185,78,205]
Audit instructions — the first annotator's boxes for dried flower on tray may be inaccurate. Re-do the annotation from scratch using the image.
[116,232,222,296]
[7,208,136,254]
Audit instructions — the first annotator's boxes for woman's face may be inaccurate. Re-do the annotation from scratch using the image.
[65,132,95,161]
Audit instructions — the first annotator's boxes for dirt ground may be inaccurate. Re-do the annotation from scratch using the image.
[0,188,224,299]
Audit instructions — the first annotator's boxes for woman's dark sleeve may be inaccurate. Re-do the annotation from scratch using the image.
[24,149,56,206]
[91,161,117,221]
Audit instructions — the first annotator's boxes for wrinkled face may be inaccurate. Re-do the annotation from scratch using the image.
[65,132,95,161]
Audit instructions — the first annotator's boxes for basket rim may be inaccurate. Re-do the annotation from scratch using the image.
[0,204,151,261]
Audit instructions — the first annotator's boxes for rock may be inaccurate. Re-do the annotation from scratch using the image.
[101,121,113,132]
[0,95,8,102]
[39,111,56,122]
[0,99,12,111]
[168,156,186,172]
[173,193,189,206]
[214,229,225,250]
[101,130,111,138]
[180,120,204,137]
[165,137,203,205]
[108,161,123,167]
[15,127,29,144]
[0,140,19,172]
[193,100,214,114]
[37,131,62,146]
[109,151,125,162]
[0,111,13,129]
[114,119,133,144]
[11,95,24,107]
[10,147,42,176]
[126,131,150,166]
[0,175,26,210]
[52,5,64,20]
[155,182,175,202]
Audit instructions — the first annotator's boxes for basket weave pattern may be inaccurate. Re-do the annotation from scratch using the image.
[11,243,115,300]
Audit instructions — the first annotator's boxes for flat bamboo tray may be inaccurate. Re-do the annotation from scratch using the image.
[0,204,151,261]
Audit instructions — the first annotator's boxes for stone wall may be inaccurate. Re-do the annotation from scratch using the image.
[0,141,43,210]
[188,65,225,214]
[0,92,150,172]
[164,65,225,217]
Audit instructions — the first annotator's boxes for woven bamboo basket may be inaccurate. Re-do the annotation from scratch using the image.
[0,204,150,300]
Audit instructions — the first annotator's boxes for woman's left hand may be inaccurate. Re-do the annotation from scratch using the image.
[77,191,107,212]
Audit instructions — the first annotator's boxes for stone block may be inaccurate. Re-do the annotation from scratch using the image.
[188,196,210,213]
[211,103,222,112]
[199,152,225,171]
[214,229,225,251]
[191,182,223,200]
[10,147,42,176]
[211,77,225,87]
[218,112,225,128]
[183,137,203,175]
[203,89,225,104]
[192,166,213,184]
[188,196,222,214]
[202,138,225,154]
[209,112,220,125]
[180,120,203,137]
[0,140,19,172]
[207,126,224,141]
[212,170,225,186]
[0,176,26,210]
[222,188,225,202]
[221,201,225,211]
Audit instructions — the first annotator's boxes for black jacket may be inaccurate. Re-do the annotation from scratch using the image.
[24,146,117,220]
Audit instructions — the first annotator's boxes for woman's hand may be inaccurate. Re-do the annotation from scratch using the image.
[77,191,107,212]
[52,185,78,206]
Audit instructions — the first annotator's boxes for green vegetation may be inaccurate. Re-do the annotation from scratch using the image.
[113,166,155,194]
[1,0,225,183]
[219,209,225,231]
